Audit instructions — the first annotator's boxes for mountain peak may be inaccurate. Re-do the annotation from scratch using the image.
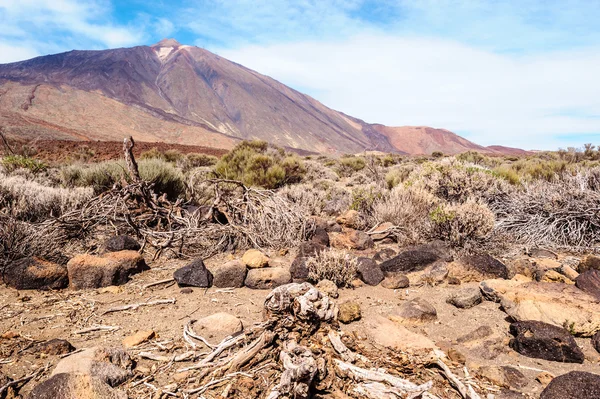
[152,38,182,48]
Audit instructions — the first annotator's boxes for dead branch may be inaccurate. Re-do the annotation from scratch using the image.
[74,325,120,334]
[102,298,176,315]
[123,136,141,183]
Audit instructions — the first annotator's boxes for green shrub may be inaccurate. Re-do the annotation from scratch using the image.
[186,153,218,167]
[61,159,185,199]
[336,156,366,177]
[431,151,444,158]
[1,155,47,173]
[213,140,305,189]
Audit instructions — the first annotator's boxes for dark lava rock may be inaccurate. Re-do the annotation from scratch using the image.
[592,331,600,354]
[379,242,451,273]
[373,248,397,263]
[458,252,510,280]
[103,235,140,253]
[310,227,330,247]
[540,371,600,399]
[575,269,600,299]
[3,257,68,290]
[297,242,326,258]
[356,257,384,286]
[211,260,247,288]
[37,339,75,356]
[509,320,584,363]
[173,259,213,288]
[446,287,482,309]
[578,255,600,273]
[290,257,310,281]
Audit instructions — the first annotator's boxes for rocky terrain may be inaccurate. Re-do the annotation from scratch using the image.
[0,39,516,156]
[2,220,600,398]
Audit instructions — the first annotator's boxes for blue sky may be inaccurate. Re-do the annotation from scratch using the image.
[1,0,599,150]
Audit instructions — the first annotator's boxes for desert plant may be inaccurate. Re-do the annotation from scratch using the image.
[429,199,495,246]
[336,156,366,177]
[0,172,93,221]
[494,170,600,247]
[385,164,417,189]
[306,248,358,287]
[60,159,185,199]
[408,158,511,204]
[213,140,305,189]
[373,185,438,243]
[1,155,47,173]
[186,153,218,167]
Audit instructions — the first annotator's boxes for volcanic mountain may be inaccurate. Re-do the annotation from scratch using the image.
[0,39,496,155]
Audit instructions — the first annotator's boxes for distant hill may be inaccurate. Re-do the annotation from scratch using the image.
[0,39,519,155]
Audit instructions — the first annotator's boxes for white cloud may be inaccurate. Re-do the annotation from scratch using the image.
[0,43,39,63]
[217,34,600,150]
[0,0,144,60]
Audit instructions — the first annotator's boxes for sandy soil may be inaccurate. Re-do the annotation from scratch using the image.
[2,249,600,398]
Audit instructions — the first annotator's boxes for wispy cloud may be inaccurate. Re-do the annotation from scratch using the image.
[0,0,147,61]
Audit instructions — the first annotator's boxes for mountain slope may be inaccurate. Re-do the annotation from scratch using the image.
[0,39,497,155]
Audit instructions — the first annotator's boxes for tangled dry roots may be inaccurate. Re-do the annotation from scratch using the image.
[169,283,478,399]
[47,179,313,259]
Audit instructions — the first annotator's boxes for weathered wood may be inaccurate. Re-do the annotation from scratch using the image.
[123,136,141,182]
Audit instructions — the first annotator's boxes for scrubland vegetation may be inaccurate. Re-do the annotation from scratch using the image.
[2,140,600,270]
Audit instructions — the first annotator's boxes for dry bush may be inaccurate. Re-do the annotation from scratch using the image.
[306,248,358,287]
[0,216,71,272]
[494,170,600,248]
[278,181,351,217]
[54,180,314,259]
[408,158,512,204]
[0,172,93,221]
[385,164,417,189]
[373,185,438,243]
[303,159,339,182]
[429,199,495,247]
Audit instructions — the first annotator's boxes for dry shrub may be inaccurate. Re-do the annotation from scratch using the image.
[306,248,358,287]
[494,170,600,248]
[279,181,351,217]
[373,185,438,243]
[0,217,70,271]
[0,172,93,221]
[429,199,495,246]
[409,158,511,204]
[385,164,417,189]
[303,160,339,182]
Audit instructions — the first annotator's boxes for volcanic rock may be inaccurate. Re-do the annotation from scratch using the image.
[3,257,68,290]
[540,371,600,399]
[509,320,584,363]
[68,251,148,289]
[173,259,213,288]
[245,268,291,290]
[211,260,247,288]
[356,257,384,286]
